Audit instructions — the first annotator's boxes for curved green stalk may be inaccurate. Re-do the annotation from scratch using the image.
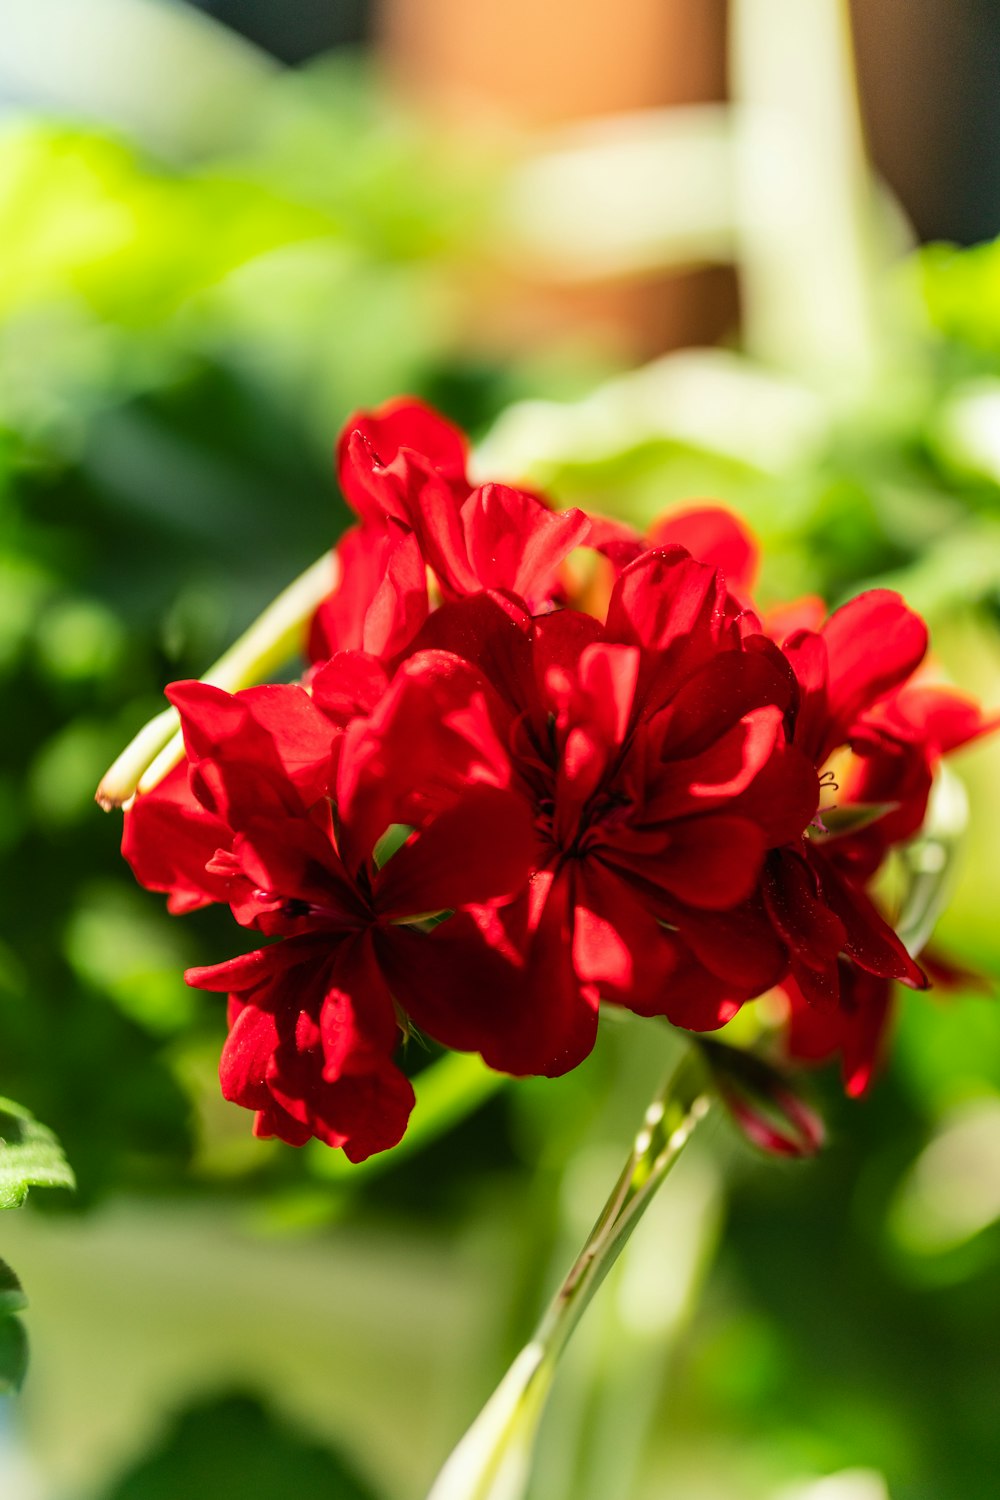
[895,766,968,959]
[425,1050,713,1500]
[96,551,334,809]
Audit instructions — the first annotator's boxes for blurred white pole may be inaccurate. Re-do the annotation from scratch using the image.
[729,0,880,387]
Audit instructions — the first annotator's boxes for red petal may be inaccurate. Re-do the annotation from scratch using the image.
[647,505,758,594]
[382,877,599,1077]
[782,630,829,763]
[658,953,744,1031]
[308,524,428,664]
[373,785,536,918]
[549,644,640,829]
[659,641,796,758]
[662,815,767,908]
[572,862,682,1016]
[336,649,513,871]
[411,591,535,713]
[186,935,331,994]
[167,679,338,823]
[461,483,590,603]
[646,707,785,823]
[675,898,787,996]
[765,595,827,643]
[822,590,928,744]
[532,608,606,682]
[410,471,480,596]
[763,849,847,967]
[337,398,468,505]
[220,1002,278,1111]
[607,546,726,658]
[810,847,927,988]
[230,819,367,931]
[875,683,997,757]
[318,933,403,1069]
[788,953,841,1010]
[309,651,389,725]
[606,546,737,714]
[122,763,235,913]
[606,814,766,910]
[364,530,430,659]
[232,685,342,796]
[213,932,414,1160]
[586,512,645,569]
[726,740,820,848]
[513,868,601,1074]
[781,968,894,1099]
[338,422,467,536]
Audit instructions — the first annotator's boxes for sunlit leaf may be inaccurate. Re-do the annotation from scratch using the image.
[0,1097,76,1208]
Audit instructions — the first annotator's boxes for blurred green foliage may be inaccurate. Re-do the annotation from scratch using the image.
[1,35,1000,1500]
[0,1099,73,1392]
[101,1391,384,1500]
[919,237,1000,360]
[0,61,538,1210]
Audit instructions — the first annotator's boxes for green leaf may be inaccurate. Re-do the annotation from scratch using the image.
[0,1097,75,1208]
[0,1258,27,1318]
[371,822,415,869]
[0,1315,28,1395]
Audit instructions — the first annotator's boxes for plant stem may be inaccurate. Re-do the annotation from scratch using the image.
[534,1050,712,1369]
[96,551,335,809]
[425,1049,714,1500]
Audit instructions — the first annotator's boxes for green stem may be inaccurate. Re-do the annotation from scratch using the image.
[534,1051,712,1369]
[895,766,968,960]
[96,550,334,809]
[425,1050,713,1500]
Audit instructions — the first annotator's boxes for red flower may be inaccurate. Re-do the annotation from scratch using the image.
[741,589,999,1085]
[773,674,996,1094]
[584,510,986,1082]
[697,591,934,1020]
[310,398,591,664]
[400,550,818,1070]
[123,680,346,914]
[116,399,997,1160]
[124,656,536,1159]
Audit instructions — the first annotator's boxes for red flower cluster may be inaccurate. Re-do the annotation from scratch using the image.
[122,400,993,1158]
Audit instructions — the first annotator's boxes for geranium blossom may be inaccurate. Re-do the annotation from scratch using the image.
[125,658,536,1159]
[118,397,995,1157]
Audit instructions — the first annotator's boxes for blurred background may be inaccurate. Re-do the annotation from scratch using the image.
[2,2,1000,1498]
